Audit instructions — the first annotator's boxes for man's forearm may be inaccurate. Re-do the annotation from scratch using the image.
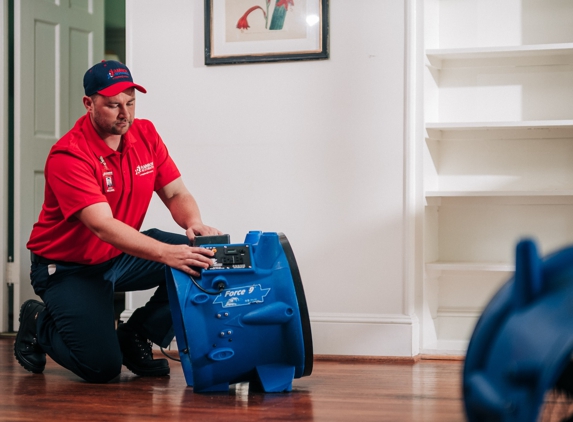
[163,190,204,231]
[87,212,169,262]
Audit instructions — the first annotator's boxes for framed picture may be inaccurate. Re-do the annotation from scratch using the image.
[204,0,329,65]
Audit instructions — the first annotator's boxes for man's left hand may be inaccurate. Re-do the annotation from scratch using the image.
[185,224,223,243]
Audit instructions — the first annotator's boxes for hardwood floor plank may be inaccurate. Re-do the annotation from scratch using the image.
[0,337,465,421]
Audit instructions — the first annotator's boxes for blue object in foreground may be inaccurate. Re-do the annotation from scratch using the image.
[166,231,313,393]
[463,239,573,421]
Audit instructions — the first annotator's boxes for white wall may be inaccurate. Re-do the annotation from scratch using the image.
[127,0,415,356]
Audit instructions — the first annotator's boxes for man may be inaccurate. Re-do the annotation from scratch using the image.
[14,60,221,383]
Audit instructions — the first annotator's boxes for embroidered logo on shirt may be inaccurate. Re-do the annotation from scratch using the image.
[135,162,154,176]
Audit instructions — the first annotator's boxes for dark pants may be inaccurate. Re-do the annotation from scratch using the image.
[30,229,188,383]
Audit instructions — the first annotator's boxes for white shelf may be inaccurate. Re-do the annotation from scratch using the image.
[426,190,573,197]
[426,120,573,131]
[427,43,573,60]
[426,121,573,140]
[426,43,573,68]
[425,191,573,206]
[426,261,514,273]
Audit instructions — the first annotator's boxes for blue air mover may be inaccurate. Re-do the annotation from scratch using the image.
[463,239,573,421]
[166,231,313,393]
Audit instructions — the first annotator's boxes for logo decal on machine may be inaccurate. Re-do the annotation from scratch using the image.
[213,285,270,308]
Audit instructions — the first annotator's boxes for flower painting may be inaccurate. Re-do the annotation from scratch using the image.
[236,5,267,31]
[235,0,295,31]
[205,0,329,65]
[226,0,307,43]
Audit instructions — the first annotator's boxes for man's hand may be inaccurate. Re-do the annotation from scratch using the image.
[163,243,215,277]
[185,224,223,244]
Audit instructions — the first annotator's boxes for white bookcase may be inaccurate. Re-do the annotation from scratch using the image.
[421,0,573,354]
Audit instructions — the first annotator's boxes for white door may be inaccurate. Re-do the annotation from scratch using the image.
[12,0,103,324]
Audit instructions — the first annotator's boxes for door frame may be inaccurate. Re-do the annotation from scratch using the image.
[0,0,10,333]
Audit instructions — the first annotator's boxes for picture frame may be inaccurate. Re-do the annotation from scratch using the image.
[204,0,329,65]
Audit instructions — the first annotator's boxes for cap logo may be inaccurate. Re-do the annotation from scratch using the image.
[108,69,130,79]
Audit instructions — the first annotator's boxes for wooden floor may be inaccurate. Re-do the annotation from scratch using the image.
[0,336,467,421]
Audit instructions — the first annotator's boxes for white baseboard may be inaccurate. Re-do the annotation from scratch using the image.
[122,309,420,357]
[119,309,134,322]
[310,312,419,357]
[421,339,469,356]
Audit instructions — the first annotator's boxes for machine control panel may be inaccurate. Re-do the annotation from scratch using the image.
[204,245,253,270]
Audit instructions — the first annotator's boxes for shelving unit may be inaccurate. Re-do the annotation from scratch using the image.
[421,0,573,355]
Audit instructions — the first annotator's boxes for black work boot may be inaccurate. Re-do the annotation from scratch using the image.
[117,322,169,377]
[14,299,46,374]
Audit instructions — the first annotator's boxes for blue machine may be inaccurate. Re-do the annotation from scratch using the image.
[166,231,313,393]
[463,239,573,421]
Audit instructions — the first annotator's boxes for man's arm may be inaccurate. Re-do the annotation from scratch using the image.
[156,177,222,243]
[75,202,214,276]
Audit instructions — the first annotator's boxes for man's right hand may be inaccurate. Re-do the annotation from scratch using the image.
[162,244,215,277]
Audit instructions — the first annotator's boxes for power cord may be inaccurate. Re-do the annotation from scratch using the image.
[160,344,181,362]
[189,274,226,295]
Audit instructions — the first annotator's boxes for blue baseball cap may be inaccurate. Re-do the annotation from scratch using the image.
[83,60,147,97]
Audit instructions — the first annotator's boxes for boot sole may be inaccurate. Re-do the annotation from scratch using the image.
[123,360,170,377]
[14,300,46,374]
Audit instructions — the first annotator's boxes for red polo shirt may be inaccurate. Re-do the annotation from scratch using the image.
[27,113,181,264]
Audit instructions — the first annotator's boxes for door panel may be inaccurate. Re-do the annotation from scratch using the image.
[33,21,58,139]
[70,0,92,12]
[69,28,93,123]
